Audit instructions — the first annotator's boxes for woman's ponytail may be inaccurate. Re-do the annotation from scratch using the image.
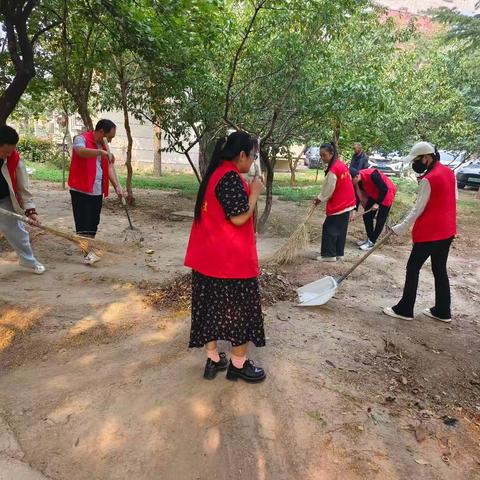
[193,131,257,222]
[321,142,337,175]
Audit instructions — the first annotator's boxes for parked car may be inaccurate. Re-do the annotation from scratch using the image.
[368,150,408,177]
[439,151,466,170]
[305,146,321,169]
[456,159,480,190]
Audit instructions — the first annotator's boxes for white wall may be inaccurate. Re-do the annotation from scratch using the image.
[94,111,199,172]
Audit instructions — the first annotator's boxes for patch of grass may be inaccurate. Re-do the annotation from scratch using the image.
[457,196,480,216]
[28,163,199,197]
[273,185,321,203]
[307,411,327,427]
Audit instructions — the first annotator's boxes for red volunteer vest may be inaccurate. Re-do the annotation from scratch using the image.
[184,161,259,279]
[5,149,20,194]
[326,159,356,216]
[412,162,456,243]
[68,131,109,196]
[359,168,396,207]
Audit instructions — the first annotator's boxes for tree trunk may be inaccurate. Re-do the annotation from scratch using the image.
[258,147,275,233]
[0,1,37,125]
[0,69,35,125]
[287,148,296,186]
[332,119,341,152]
[61,111,69,189]
[198,131,217,178]
[198,134,210,178]
[153,125,162,175]
[77,98,93,130]
[120,74,135,205]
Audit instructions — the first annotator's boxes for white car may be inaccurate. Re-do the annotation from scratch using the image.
[368,151,408,177]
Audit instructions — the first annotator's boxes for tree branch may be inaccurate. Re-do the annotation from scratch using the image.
[31,20,62,45]
[223,0,268,121]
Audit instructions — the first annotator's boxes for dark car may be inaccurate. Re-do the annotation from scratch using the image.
[456,160,480,190]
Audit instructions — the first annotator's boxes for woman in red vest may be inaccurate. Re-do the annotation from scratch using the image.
[68,119,124,265]
[184,131,266,383]
[384,142,456,323]
[313,143,356,262]
[351,167,397,251]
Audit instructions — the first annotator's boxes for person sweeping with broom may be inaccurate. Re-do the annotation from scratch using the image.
[351,167,397,251]
[313,143,356,262]
[383,142,456,323]
[0,125,45,274]
[68,119,124,265]
[184,131,267,383]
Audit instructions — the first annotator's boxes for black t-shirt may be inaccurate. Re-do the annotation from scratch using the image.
[0,160,10,199]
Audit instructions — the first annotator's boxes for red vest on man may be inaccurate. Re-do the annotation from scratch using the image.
[6,150,20,194]
[68,131,109,196]
[326,160,356,216]
[412,162,456,243]
[184,161,259,279]
[359,168,396,207]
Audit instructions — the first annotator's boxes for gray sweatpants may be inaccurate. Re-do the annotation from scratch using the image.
[0,197,39,267]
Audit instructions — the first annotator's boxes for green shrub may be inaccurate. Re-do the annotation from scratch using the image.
[17,136,65,168]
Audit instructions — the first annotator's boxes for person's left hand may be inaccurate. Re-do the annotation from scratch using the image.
[349,210,356,222]
[372,203,379,210]
[27,213,41,227]
[115,185,124,199]
[108,153,115,165]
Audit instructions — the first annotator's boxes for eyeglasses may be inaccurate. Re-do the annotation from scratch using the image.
[250,151,258,161]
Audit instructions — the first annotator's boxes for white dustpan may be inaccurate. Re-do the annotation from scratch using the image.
[296,230,394,306]
[297,276,338,306]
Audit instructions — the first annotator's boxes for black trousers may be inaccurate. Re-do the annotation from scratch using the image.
[363,198,391,243]
[321,210,350,258]
[70,190,103,238]
[393,237,454,319]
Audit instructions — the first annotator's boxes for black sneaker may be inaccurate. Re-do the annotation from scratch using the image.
[203,352,228,380]
[226,359,266,383]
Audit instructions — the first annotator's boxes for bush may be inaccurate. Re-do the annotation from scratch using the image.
[17,136,65,169]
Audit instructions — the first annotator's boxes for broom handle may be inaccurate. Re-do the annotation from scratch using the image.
[0,207,90,244]
[337,229,394,284]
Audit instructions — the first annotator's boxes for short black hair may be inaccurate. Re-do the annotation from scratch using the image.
[0,125,20,146]
[94,119,116,134]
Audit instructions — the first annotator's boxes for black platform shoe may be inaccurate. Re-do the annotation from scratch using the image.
[226,359,266,383]
[203,352,229,380]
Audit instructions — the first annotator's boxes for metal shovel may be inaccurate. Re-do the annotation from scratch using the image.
[297,230,394,306]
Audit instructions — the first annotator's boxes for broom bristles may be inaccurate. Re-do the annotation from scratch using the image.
[269,203,318,266]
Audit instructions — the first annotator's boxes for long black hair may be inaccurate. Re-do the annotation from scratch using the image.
[194,131,258,221]
[320,143,338,175]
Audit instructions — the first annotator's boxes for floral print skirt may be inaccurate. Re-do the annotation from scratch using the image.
[189,270,266,348]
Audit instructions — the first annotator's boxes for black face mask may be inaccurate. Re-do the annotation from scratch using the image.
[412,159,428,174]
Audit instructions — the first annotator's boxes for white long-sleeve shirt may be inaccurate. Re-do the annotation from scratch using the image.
[393,178,458,236]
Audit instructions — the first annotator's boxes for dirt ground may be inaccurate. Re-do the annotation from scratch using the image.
[1,180,479,480]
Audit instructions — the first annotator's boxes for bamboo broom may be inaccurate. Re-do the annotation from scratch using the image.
[268,205,375,266]
[0,207,110,255]
[268,203,319,266]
